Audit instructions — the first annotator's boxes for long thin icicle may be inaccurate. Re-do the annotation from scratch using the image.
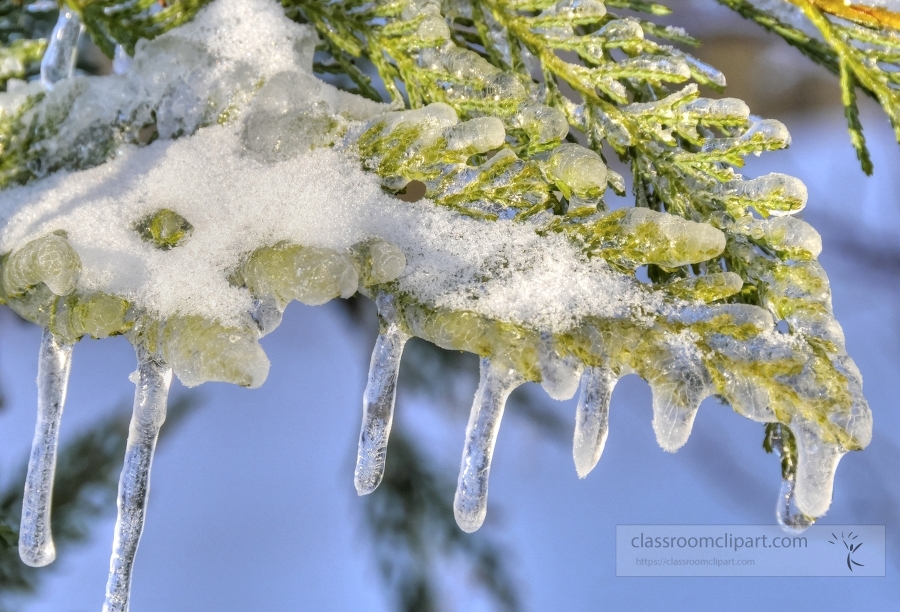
[40,8,84,89]
[19,329,73,567]
[103,346,172,612]
[355,293,409,495]
[454,358,523,533]
[572,365,616,479]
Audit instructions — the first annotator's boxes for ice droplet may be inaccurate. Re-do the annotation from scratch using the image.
[354,293,410,495]
[3,234,82,298]
[454,358,523,533]
[18,329,73,567]
[41,8,84,90]
[573,365,617,479]
[102,346,172,612]
[777,476,815,534]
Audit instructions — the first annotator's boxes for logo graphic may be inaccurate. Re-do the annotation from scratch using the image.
[829,531,865,571]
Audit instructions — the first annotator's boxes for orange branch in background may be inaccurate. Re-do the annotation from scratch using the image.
[801,0,900,30]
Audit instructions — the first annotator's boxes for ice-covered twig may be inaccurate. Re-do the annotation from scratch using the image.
[102,346,172,612]
[454,358,524,533]
[355,292,410,495]
[18,328,73,567]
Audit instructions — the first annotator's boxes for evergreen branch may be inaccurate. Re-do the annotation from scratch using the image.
[0,0,57,45]
[717,0,900,173]
[840,57,873,174]
[792,0,900,169]
[69,0,213,56]
[0,0,56,89]
[714,0,839,75]
[0,39,46,89]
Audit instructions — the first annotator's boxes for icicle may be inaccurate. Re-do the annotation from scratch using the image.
[792,419,845,518]
[41,8,84,90]
[650,358,711,453]
[768,424,815,533]
[102,346,172,612]
[538,332,582,401]
[776,476,815,534]
[354,293,409,495]
[113,45,132,75]
[454,358,523,533]
[651,383,703,453]
[572,365,617,479]
[18,329,73,567]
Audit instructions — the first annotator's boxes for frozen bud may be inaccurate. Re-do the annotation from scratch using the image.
[742,119,791,148]
[240,242,359,307]
[683,56,726,89]
[754,216,821,258]
[416,13,451,41]
[161,315,270,388]
[682,97,749,123]
[3,233,81,297]
[52,292,132,343]
[482,72,526,101]
[552,0,606,20]
[512,102,569,144]
[588,208,726,269]
[243,72,344,160]
[387,102,458,131]
[352,239,407,286]
[596,18,643,43]
[440,47,496,81]
[134,209,194,250]
[620,56,691,80]
[672,303,774,334]
[444,117,506,153]
[718,173,807,216]
[402,0,441,19]
[545,143,608,201]
[665,272,743,303]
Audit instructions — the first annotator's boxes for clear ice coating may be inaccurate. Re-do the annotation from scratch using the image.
[103,347,172,612]
[572,365,617,479]
[354,293,410,495]
[18,329,74,567]
[40,8,84,90]
[454,358,523,533]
